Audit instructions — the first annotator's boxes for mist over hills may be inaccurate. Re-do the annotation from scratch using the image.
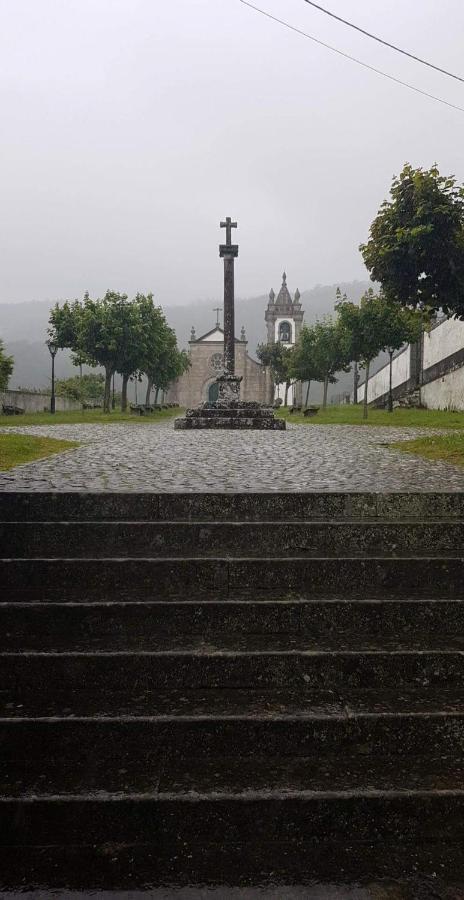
[0,281,372,399]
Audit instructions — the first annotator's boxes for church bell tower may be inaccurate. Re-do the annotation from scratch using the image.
[265,272,304,406]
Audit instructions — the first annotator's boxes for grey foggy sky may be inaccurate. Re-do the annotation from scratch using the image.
[1,0,464,306]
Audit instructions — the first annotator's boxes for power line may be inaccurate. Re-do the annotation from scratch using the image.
[239,0,464,113]
[302,0,464,84]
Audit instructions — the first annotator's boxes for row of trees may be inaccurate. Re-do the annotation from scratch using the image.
[258,289,425,417]
[49,291,189,412]
[259,162,464,417]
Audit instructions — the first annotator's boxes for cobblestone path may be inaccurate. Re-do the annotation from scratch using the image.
[1,420,464,491]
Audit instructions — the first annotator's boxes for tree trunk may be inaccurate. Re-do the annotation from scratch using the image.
[154,387,159,405]
[145,377,153,407]
[305,381,311,407]
[284,381,289,408]
[121,374,129,412]
[363,361,370,420]
[388,350,393,412]
[322,375,329,409]
[103,367,112,413]
[353,362,359,404]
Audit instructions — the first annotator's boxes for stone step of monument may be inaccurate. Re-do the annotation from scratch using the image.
[2,599,463,650]
[186,407,275,418]
[2,648,464,694]
[2,555,464,598]
[3,598,464,651]
[174,415,286,430]
[3,519,464,558]
[3,491,464,521]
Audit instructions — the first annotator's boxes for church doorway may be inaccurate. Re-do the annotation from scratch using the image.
[208,381,219,402]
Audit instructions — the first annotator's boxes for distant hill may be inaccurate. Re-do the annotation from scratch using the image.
[0,280,373,401]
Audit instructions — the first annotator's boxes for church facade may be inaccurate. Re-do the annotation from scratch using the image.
[168,325,273,408]
[168,273,304,408]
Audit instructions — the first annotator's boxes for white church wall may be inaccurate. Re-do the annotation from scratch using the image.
[423,317,464,369]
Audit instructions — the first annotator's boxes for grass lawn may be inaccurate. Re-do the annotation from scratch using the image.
[277,404,464,429]
[0,406,182,427]
[0,433,80,471]
[390,431,464,468]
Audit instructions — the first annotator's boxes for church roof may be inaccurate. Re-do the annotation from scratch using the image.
[274,272,293,308]
[190,325,244,343]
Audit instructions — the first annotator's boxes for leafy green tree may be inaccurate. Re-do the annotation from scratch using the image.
[256,342,295,406]
[0,340,14,390]
[55,373,105,404]
[305,318,351,409]
[290,326,319,406]
[381,304,424,411]
[360,164,464,317]
[336,289,423,418]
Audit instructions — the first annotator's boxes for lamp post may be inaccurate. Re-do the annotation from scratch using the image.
[46,340,58,414]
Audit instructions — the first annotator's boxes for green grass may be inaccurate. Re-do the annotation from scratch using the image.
[277,404,464,428]
[0,406,182,427]
[390,431,464,468]
[0,433,79,471]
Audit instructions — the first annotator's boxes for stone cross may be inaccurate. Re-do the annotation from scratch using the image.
[220,217,237,246]
[219,217,239,375]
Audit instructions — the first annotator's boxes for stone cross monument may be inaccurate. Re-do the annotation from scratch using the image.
[174,219,285,430]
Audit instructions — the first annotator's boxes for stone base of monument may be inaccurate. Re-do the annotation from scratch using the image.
[175,375,286,430]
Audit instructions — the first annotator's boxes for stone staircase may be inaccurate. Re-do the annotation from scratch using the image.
[1,491,464,890]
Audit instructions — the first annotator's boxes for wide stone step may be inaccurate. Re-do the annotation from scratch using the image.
[174,416,286,429]
[186,407,275,418]
[1,839,463,888]
[2,556,464,598]
[3,605,464,651]
[2,709,464,790]
[3,649,464,693]
[3,491,464,521]
[4,519,464,558]
[2,599,464,651]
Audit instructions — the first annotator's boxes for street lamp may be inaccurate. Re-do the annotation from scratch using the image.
[46,340,58,414]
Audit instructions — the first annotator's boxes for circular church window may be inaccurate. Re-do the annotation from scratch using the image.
[210,352,224,372]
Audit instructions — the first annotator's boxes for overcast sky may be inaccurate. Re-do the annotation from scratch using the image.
[1,0,464,306]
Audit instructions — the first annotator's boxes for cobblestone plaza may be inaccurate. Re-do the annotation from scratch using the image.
[1,420,464,491]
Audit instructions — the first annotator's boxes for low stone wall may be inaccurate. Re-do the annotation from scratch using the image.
[0,390,81,414]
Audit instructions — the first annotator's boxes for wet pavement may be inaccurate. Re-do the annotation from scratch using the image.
[1,420,464,492]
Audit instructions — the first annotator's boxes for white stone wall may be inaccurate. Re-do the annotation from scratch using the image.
[1,390,81,413]
[422,367,464,410]
[360,349,410,404]
[423,317,464,369]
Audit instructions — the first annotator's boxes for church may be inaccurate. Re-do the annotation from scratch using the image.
[168,273,304,408]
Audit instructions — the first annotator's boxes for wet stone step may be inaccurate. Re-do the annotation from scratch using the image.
[3,793,464,848]
[3,650,464,693]
[4,491,464,521]
[2,753,464,798]
[4,520,464,558]
[2,598,464,650]
[2,716,464,791]
[3,557,464,599]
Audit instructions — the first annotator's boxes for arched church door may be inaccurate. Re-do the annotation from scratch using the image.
[208,381,219,402]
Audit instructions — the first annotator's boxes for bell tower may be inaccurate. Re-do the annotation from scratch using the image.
[265,272,304,406]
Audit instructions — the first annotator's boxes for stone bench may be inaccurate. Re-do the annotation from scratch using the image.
[2,404,25,416]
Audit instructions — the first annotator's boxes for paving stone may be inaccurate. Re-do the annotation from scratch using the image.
[1,421,464,492]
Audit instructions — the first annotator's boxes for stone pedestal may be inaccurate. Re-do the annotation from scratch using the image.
[174,399,286,430]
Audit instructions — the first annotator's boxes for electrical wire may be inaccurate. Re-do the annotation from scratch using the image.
[239,0,464,113]
[302,0,464,84]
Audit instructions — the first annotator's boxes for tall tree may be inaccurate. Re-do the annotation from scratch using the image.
[360,164,464,317]
[305,318,351,409]
[290,326,319,406]
[0,340,14,390]
[256,342,295,406]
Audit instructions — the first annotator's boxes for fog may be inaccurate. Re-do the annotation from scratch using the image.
[1,0,464,306]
